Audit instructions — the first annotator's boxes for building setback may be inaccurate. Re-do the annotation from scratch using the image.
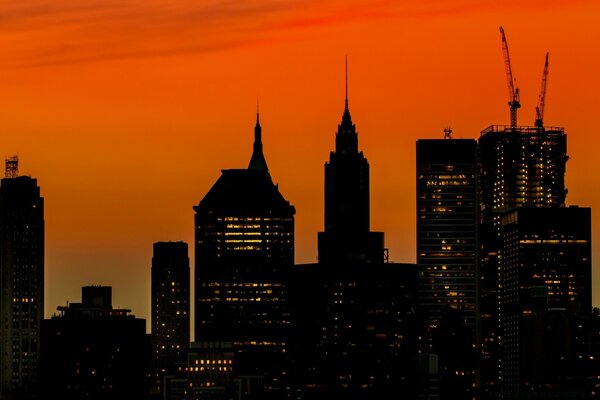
[0,157,44,399]
[151,241,190,395]
[193,113,295,396]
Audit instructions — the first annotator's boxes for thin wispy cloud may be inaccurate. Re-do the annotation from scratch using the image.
[0,0,592,68]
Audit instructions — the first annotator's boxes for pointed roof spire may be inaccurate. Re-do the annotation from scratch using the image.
[341,56,353,126]
[248,104,269,171]
[345,55,349,111]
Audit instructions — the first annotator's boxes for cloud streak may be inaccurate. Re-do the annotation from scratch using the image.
[0,0,593,68]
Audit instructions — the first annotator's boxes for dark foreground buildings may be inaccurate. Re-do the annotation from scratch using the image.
[193,113,295,397]
[40,286,149,400]
[289,89,419,399]
[498,206,593,398]
[151,241,190,394]
[0,157,44,399]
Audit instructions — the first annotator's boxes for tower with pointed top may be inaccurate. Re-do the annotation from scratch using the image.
[318,73,384,264]
[248,113,268,171]
[193,113,295,394]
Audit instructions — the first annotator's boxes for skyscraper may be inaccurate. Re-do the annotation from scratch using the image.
[193,113,295,394]
[0,157,44,399]
[498,206,591,396]
[416,136,478,328]
[317,79,384,264]
[478,124,568,392]
[416,136,478,398]
[151,241,190,394]
[289,74,419,399]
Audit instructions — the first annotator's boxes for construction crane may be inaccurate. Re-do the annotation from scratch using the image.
[500,26,520,129]
[535,52,549,128]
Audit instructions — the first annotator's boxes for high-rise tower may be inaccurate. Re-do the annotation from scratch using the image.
[151,241,190,394]
[478,124,568,393]
[318,66,384,264]
[0,157,44,398]
[194,113,295,394]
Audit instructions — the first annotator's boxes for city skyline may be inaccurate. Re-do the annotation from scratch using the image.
[0,1,599,327]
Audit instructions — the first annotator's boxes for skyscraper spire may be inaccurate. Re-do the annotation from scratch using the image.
[248,106,269,171]
[336,57,357,154]
[345,56,349,111]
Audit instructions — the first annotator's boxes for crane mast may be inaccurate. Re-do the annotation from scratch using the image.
[535,52,549,128]
[500,26,520,129]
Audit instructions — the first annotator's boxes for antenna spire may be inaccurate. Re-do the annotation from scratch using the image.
[345,56,348,110]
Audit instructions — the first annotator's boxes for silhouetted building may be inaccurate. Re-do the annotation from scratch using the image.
[0,157,44,399]
[498,206,592,397]
[289,262,419,399]
[477,125,568,392]
[193,113,295,395]
[289,82,418,399]
[416,137,478,399]
[40,286,149,400]
[151,241,190,395]
[317,91,384,264]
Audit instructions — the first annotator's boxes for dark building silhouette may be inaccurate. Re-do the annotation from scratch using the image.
[290,79,418,399]
[289,262,419,399]
[151,241,190,395]
[477,125,568,393]
[40,286,149,400]
[193,113,295,395]
[498,206,592,397]
[317,90,384,264]
[0,157,44,399]
[416,134,478,399]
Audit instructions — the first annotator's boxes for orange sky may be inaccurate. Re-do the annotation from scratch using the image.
[0,0,599,329]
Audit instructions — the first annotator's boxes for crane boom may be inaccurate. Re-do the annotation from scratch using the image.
[535,52,549,128]
[500,26,520,128]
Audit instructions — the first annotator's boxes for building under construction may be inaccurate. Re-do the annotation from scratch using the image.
[478,28,570,397]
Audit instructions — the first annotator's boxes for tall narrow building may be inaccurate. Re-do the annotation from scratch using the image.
[317,79,384,264]
[151,241,190,394]
[416,136,478,398]
[193,113,295,395]
[0,157,44,399]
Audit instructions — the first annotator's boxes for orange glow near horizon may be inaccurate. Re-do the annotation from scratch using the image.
[0,1,599,328]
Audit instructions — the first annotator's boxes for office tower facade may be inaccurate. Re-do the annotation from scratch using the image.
[478,125,568,391]
[416,138,478,328]
[194,114,295,393]
[499,206,591,396]
[0,157,44,398]
[416,137,478,399]
[40,286,149,400]
[151,241,190,393]
[317,95,384,264]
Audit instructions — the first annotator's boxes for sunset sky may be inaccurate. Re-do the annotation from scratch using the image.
[1,0,599,328]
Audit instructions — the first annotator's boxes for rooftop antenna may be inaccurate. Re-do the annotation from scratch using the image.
[5,156,18,178]
[443,127,453,139]
[345,55,348,110]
